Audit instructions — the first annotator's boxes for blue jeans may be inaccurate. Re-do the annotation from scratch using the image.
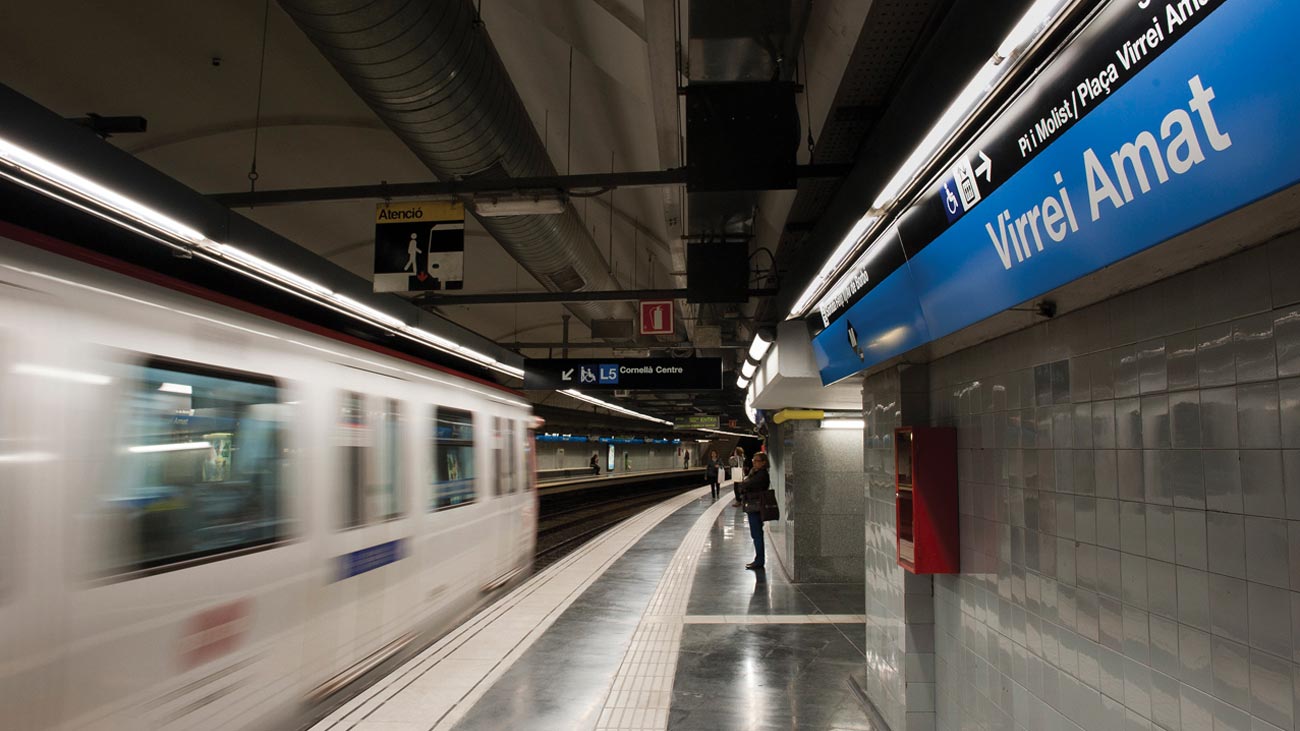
[747,510,765,567]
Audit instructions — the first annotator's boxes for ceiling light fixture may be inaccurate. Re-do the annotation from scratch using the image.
[820,418,865,430]
[736,373,750,390]
[746,328,775,364]
[870,0,1074,211]
[790,0,1077,320]
[472,195,566,217]
[740,359,757,380]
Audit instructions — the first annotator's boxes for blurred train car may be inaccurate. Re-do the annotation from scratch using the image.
[0,234,537,729]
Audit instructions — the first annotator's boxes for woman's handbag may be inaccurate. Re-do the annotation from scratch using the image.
[759,489,780,522]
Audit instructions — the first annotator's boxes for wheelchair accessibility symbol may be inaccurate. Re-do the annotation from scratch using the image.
[944,182,960,216]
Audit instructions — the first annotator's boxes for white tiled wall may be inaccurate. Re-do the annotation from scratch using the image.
[865,366,939,731]
[898,232,1300,731]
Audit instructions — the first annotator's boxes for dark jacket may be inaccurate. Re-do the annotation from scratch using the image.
[737,466,770,513]
[705,456,719,478]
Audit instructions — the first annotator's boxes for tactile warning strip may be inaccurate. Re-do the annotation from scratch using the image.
[593,494,735,731]
[309,487,709,731]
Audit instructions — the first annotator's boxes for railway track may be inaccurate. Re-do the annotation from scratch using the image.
[534,484,699,568]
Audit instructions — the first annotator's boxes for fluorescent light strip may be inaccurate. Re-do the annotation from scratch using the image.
[747,336,773,363]
[561,389,673,426]
[0,138,207,244]
[821,419,865,430]
[791,0,1076,319]
[128,441,211,454]
[871,0,1073,210]
[207,243,334,297]
[158,382,192,395]
[0,133,527,383]
[789,213,880,319]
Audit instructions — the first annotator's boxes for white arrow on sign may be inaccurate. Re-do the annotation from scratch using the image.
[975,150,992,182]
[561,368,574,381]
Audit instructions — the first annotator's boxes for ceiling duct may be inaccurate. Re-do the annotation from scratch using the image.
[684,0,809,362]
[279,0,631,330]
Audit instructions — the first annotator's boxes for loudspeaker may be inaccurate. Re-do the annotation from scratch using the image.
[687,242,748,303]
[590,318,633,340]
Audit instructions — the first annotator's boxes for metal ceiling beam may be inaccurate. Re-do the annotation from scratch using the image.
[207,165,850,208]
[418,287,779,306]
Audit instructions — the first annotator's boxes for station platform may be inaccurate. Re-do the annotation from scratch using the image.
[540,467,707,495]
[310,484,878,731]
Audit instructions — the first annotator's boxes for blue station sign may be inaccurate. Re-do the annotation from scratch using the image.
[813,0,1300,384]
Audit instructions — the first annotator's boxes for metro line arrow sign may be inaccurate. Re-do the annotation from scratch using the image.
[975,151,992,182]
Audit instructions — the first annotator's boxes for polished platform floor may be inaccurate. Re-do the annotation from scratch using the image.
[312,484,880,731]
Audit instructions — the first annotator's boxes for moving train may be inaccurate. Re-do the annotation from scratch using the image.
[0,232,537,729]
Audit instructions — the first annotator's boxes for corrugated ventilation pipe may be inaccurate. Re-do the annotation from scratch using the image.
[279,0,633,329]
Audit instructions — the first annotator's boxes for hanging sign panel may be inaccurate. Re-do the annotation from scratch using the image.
[674,415,721,430]
[813,0,1300,385]
[524,358,723,391]
[373,200,465,292]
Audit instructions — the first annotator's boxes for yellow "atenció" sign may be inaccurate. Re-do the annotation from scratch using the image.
[374,200,463,224]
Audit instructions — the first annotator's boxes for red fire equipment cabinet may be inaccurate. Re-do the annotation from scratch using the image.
[894,426,959,574]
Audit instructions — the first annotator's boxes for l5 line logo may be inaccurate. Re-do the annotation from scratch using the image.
[598,364,620,385]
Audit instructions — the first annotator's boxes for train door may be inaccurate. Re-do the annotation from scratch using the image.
[327,392,410,673]
[425,405,482,614]
[486,416,509,580]
[512,420,535,566]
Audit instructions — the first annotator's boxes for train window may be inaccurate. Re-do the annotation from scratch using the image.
[339,392,369,528]
[491,417,516,496]
[431,407,475,510]
[524,424,537,491]
[505,420,518,494]
[109,359,289,572]
[376,399,403,520]
[339,393,403,527]
[491,417,503,497]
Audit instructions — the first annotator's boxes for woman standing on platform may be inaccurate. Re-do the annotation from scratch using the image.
[705,449,721,499]
[738,452,770,570]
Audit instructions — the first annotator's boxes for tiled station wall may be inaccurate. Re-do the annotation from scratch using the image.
[859,230,1300,731]
[864,365,938,731]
